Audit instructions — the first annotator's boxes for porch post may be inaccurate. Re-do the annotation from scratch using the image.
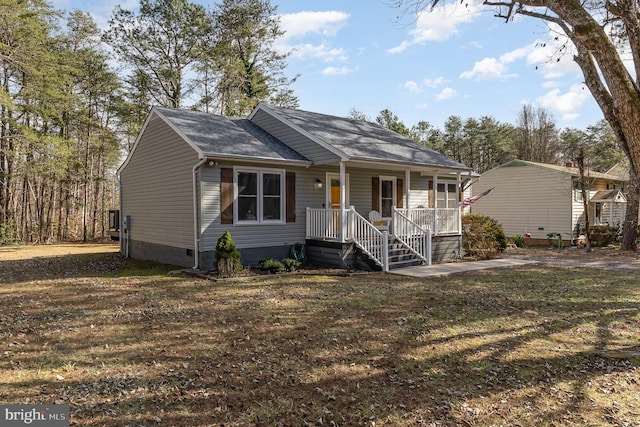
[433,174,439,235]
[340,161,346,242]
[457,172,462,234]
[405,169,411,209]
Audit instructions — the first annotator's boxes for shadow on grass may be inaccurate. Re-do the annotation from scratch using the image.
[2,255,639,426]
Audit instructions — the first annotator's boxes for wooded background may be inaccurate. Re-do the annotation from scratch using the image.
[0,0,622,244]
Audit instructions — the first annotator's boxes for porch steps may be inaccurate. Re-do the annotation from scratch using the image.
[388,239,425,269]
[356,237,425,271]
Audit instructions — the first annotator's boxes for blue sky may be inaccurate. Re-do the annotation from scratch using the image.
[51,0,604,131]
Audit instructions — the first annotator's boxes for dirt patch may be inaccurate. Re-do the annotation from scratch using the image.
[0,242,119,261]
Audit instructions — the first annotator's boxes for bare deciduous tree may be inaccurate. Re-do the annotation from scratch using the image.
[392,0,640,250]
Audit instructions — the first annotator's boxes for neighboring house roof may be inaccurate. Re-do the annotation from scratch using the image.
[255,104,472,172]
[498,159,626,182]
[606,161,631,181]
[153,106,311,165]
[590,189,626,203]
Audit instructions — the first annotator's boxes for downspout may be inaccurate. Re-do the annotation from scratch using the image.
[116,172,126,257]
[192,158,208,270]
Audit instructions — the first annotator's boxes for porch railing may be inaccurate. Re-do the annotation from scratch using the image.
[306,207,342,240]
[392,208,432,266]
[396,207,459,235]
[349,208,389,271]
[306,207,434,271]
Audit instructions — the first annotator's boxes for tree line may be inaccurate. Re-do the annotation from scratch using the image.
[0,0,628,246]
[0,0,296,244]
[357,105,623,175]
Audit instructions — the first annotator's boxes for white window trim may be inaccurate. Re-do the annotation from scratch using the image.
[325,172,350,209]
[233,166,286,225]
[435,180,459,209]
[379,175,397,218]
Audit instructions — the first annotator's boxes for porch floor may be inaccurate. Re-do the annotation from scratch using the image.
[388,258,539,278]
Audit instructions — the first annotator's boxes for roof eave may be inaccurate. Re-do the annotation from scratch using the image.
[204,152,313,167]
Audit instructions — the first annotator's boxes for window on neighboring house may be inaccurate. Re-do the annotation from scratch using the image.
[574,182,586,202]
[436,182,458,208]
[235,168,284,223]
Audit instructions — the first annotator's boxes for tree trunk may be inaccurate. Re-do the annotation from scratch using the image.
[577,149,592,252]
[622,169,640,251]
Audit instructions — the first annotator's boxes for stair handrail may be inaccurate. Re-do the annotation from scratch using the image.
[393,207,432,265]
[348,206,389,272]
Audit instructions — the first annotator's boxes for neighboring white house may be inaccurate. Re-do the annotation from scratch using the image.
[470,159,627,244]
[117,104,474,271]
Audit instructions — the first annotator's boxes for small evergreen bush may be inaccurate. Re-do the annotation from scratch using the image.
[281,258,301,272]
[214,230,242,276]
[589,225,618,247]
[512,235,526,248]
[259,258,284,274]
[462,214,507,260]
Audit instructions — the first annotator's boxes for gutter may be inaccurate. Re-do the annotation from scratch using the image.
[192,158,208,270]
[116,172,126,257]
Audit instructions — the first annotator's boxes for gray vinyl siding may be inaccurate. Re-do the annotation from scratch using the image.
[120,116,199,250]
[251,109,340,165]
[410,174,430,208]
[471,165,573,239]
[200,162,325,253]
[199,165,415,252]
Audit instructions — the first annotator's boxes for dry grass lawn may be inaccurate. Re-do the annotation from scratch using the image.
[1,243,640,426]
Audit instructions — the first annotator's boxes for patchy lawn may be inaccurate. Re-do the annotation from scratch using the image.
[1,244,640,426]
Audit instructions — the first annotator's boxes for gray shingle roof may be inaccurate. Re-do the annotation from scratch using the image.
[261,104,471,171]
[155,107,310,164]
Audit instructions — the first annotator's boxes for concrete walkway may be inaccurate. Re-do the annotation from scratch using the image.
[390,258,540,278]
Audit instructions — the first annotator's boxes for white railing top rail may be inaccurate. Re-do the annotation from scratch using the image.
[349,207,389,271]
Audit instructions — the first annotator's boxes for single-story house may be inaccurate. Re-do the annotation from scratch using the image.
[469,159,627,244]
[117,104,474,271]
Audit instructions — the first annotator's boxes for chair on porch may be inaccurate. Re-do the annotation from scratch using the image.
[369,210,390,232]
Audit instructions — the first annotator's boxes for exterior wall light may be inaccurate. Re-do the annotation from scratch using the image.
[314,179,323,190]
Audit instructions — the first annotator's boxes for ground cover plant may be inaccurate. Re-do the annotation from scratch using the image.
[1,244,639,426]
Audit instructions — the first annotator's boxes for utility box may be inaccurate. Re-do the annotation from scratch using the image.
[108,209,120,241]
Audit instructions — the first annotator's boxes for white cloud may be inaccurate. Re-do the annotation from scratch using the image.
[542,80,561,89]
[402,80,423,93]
[289,43,348,62]
[279,11,349,40]
[537,83,590,120]
[436,87,457,101]
[423,77,446,88]
[460,57,515,80]
[277,11,350,62]
[322,66,352,76]
[387,2,481,53]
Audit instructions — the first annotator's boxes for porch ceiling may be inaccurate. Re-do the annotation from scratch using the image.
[343,159,475,177]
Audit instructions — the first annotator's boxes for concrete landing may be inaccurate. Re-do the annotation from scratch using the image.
[390,258,540,278]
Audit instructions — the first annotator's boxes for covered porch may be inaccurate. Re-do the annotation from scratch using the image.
[303,162,471,271]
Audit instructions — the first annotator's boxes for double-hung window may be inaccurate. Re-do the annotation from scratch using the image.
[436,182,458,208]
[235,168,284,223]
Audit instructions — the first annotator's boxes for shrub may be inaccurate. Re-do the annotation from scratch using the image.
[281,258,301,272]
[462,214,507,260]
[259,258,284,274]
[512,235,526,248]
[589,225,618,247]
[214,230,242,276]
